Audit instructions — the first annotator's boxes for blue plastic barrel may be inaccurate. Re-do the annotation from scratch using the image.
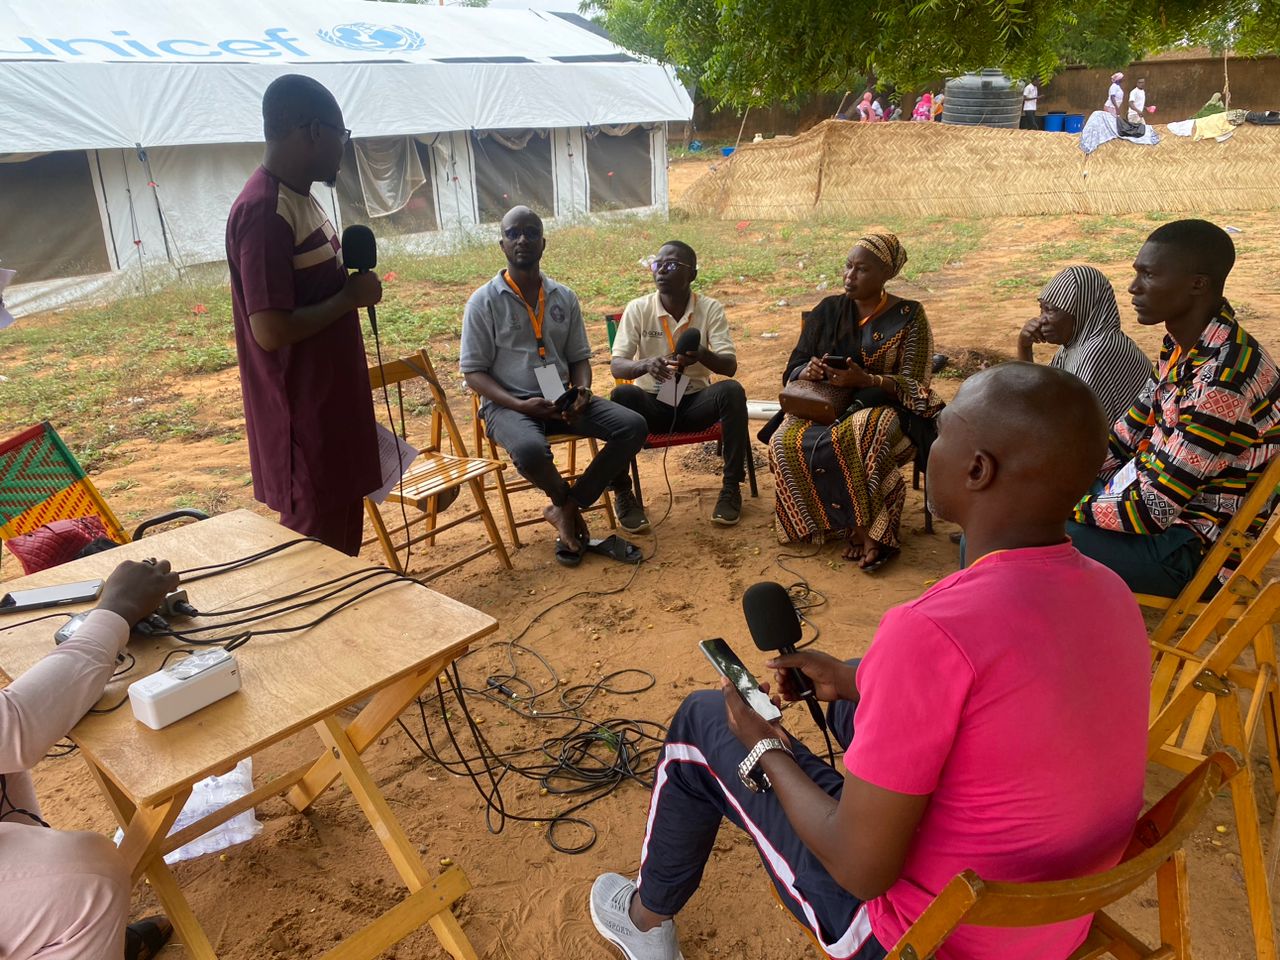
[1043,112,1066,132]
[1064,114,1085,134]
[721,147,735,157]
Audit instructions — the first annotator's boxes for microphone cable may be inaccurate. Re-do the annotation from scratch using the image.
[396,658,666,855]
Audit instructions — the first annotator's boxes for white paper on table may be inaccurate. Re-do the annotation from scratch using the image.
[657,372,690,408]
[369,423,420,504]
[533,363,566,402]
[0,268,15,330]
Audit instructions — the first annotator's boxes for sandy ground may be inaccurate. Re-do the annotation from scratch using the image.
[13,158,1280,958]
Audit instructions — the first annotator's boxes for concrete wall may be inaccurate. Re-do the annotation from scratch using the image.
[1038,55,1280,119]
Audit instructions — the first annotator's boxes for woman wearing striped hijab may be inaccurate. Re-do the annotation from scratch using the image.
[1016,265,1152,426]
[769,233,943,571]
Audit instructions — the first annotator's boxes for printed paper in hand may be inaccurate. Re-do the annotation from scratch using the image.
[0,269,16,330]
[657,372,690,408]
[369,423,420,504]
[534,363,565,402]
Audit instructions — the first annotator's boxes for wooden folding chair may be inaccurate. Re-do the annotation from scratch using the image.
[885,754,1237,960]
[1142,454,1280,647]
[469,392,616,549]
[1146,573,1280,960]
[364,350,514,580]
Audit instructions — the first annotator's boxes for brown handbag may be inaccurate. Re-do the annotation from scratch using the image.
[778,379,855,426]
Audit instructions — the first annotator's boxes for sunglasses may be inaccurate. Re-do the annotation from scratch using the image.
[305,119,351,144]
[503,226,543,242]
[650,258,693,275]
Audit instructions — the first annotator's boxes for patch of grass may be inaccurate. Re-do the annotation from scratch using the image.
[171,344,237,374]
[994,276,1042,291]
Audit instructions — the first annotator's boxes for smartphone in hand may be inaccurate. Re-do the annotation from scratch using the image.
[699,638,782,722]
[554,386,582,414]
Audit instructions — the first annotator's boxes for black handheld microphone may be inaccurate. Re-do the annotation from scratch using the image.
[674,326,701,357]
[742,581,829,740]
[340,224,378,334]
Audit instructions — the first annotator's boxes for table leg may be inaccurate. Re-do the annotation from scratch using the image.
[1218,691,1278,960]
[82,760,220,960]
[118,788,190,884]
[287,657,451,813]
[317,714,478,960]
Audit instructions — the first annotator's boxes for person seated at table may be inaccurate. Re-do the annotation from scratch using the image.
[1070,219,1280,598]
[461,206,647,566]
[766,233,942,573]
[608,241,749,530]
[0,559,179,960]
[589,362,1150,960]
[1015,265,1151,425]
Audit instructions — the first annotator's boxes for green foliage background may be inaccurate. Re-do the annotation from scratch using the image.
[587,0,1280,107]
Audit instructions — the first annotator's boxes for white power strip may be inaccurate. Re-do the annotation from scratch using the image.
[128,649,241,730]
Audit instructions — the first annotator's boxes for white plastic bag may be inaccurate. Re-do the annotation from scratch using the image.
[114,758,262,864]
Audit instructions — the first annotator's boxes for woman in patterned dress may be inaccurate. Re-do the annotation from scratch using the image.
[769,234,942,571]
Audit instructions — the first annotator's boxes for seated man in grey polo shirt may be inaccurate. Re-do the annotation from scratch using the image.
[461,206,647,566]
[609,240,749,530]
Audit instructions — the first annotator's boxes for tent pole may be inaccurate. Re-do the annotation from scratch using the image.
[93,150,122,271]
[119,153,147,297]
[136,144,173,266]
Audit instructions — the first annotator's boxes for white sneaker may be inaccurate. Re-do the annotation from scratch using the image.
[589,873,684,960]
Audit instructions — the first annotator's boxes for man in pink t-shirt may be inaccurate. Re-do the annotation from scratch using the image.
[591,362,1151,960]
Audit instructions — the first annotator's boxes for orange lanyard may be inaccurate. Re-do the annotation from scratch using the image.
[503,270,547,360]
[858,290,890,328]
[1138,345,1183,453]
[658,294,696,352]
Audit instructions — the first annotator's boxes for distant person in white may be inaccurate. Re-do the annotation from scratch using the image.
[1021,80,1039,129]
[1127,78,1147,123]
[1105,72,1125,115]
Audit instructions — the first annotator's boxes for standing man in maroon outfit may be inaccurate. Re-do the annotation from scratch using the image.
[226,74,381,555]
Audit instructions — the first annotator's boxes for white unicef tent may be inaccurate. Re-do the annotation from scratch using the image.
[0,0,693,317]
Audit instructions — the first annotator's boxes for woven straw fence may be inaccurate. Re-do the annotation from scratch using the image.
[678,119,1280,220]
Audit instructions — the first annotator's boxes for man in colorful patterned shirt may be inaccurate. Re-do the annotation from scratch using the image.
[227,75,381,556]
[1069,219,1280,597]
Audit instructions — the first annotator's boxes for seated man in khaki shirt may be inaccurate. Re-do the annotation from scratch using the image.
[609,241,750,529]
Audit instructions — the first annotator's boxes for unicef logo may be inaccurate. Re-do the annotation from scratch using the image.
[316,23,426,54]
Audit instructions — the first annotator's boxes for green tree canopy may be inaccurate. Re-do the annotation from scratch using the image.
[589,0,1280,107]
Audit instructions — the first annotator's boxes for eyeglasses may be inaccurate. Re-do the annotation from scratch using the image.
[306,119,351,144]
[503,226,543,242]
[650,258,693,275]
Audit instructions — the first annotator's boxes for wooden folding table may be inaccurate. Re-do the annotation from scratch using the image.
[0,510,497,959]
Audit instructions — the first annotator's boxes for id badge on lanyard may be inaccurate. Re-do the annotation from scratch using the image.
[505,271,563,401]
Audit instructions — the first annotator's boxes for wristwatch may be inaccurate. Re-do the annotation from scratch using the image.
[738,737,792,793]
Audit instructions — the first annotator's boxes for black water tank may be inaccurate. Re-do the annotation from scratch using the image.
[942,69,1022,128]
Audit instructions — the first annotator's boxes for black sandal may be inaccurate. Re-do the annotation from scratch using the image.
[554,537,585,567]
[585,535,644,565]
[861,546,900,574]
[125,916,173,960]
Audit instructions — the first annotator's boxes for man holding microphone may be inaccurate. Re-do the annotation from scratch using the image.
[227,74,381,555]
